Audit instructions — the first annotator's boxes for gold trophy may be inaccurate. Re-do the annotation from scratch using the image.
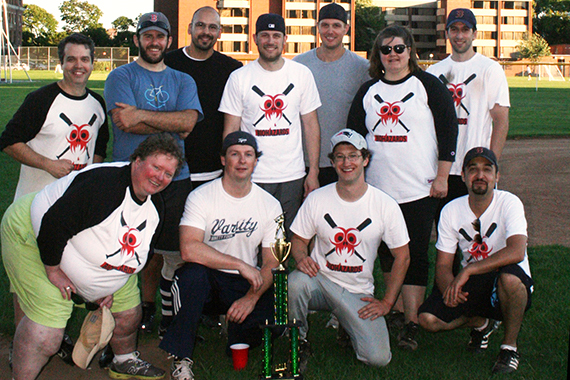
[261,214,302,379]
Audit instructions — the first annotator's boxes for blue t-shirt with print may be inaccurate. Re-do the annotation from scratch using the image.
[105,61,203,180]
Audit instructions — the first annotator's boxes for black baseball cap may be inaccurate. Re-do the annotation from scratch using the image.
[137,12,171,35]
[221,131,260,155]
[462,147,498,172]
[446,8,477,30]
[256,13,286,35]
[319,3,347,24]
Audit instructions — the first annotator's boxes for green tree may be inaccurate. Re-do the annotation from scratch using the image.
[112,16,135,33]
[533,0,570,45]
[59,0,103,33]
[22,4,58,46]
[354,0,385,54]
[516,32,551,62]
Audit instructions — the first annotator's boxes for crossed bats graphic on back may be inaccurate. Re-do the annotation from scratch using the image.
[252,84,294,127]
[323,213,371,262]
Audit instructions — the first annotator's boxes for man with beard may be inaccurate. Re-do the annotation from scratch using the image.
[103,11,203,360]
[293,3,369,186]
[418,147,533,374]
[427,8,510,215]
[220,13,321,235]
[157,5,243,337]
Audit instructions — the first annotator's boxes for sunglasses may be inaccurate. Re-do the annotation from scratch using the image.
[138,20,170,33]
[71,292,99,311]
[379,44,408,55]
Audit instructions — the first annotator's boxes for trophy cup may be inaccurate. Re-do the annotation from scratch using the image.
[260,214,303,379]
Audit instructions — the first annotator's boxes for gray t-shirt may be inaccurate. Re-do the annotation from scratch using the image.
[294,49,369,167]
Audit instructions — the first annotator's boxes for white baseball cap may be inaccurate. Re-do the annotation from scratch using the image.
[330,129,367,151]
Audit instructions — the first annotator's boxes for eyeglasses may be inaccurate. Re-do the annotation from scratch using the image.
[71,292,99,311]
[138,20,170,34]
[472,218,482,244]
[194,22,220,32]
[333,153,362,163]
[379,44,408,55]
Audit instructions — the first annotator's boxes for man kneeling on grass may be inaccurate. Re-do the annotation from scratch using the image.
[288,129,410,370]
[418,147,533,374]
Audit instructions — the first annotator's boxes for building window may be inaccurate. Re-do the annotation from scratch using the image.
[220,8,249,17]
[286,10,316,19]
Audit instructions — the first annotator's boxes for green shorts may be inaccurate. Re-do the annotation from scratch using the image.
[1,193,141,329]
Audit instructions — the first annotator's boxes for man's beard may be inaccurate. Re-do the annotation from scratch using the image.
[140,46,166,64]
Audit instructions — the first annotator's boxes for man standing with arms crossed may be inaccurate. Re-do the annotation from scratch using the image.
[161,5,243,334]
[293,3,369,186]
[427,8,509,207]
[220,13,321,233]
[419,147,532,374]
[103,11,203,361]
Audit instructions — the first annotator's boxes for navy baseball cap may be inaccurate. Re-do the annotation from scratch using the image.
[256,13,286,35]
[462,147,498,172]
[319,3,347,24]
[221,131,260,155]
[137,12,171,35]
[446,8,477,30]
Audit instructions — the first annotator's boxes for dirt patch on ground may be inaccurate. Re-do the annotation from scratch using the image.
[0,138,567,379]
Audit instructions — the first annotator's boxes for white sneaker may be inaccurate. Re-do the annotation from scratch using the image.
[171,357,194,380]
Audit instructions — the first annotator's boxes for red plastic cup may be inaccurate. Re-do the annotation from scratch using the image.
[230,343,249,370]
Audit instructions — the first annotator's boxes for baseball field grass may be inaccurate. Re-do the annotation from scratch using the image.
[0,71,569,379]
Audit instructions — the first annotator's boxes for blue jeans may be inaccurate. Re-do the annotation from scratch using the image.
[288,271,392,366]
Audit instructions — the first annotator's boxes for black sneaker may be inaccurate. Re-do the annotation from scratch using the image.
[108,351,166,379]
[467,319,501,353]
[139,302,156,333]
[298,339,312,373]
[492,348,520,374]
[385,310,405,337]
[56,332,75,366]
[98,344,114,369]
[397,321,419,351]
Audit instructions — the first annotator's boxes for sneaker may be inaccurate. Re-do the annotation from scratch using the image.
[171,357,194,380]
[57,332,75,366]
[298,339,312,373]
[385,310,405,337]
[467,319,501,353]
[108,351,166,379]
[139,302,156,333]
[98,344,114,369]
[492,348,520,374]
[397,321,419,351]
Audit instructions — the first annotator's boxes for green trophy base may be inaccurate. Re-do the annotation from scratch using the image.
[260,321,304,380]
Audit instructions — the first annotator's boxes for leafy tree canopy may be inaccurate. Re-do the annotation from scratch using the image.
[517,32,551,62]
[354,0,385,54]
[112,16,135,33]
[59,0,103,33]
[533,0,570,45]
[22,4,58,46]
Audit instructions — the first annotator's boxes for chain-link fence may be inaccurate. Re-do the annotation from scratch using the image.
[17,46,131,71]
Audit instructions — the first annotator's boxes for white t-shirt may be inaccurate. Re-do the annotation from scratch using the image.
[291,183,409,295]
[436,190,531,278]
[180,178,283,274]
[219,59,321,183]
[427,53,510,175]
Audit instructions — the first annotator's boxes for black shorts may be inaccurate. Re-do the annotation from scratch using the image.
[418,264,533,323]
[155,178,192,251]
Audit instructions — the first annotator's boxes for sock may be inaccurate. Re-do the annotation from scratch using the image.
[113,352,137,364]
[474,318,489,331]
[500,344,517,352]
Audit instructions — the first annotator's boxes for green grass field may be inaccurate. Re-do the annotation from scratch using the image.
[0,70,569,379]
